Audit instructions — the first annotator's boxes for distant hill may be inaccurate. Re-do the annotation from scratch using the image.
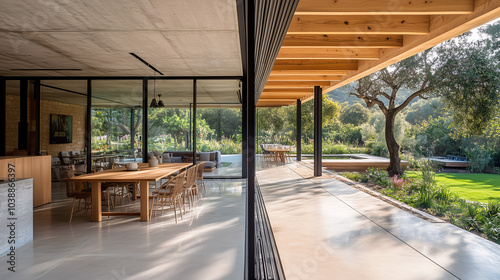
[326,84,416,108]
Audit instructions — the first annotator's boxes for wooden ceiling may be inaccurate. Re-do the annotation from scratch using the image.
[257,0,500,107]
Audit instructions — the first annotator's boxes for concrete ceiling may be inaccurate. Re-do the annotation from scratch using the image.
[0,0,242,77]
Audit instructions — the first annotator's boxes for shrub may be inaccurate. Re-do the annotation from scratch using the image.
[464,146,493,173]
[341,172,362,182]
[363,168,391,187]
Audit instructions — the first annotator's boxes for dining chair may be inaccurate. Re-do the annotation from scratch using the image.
[196,161,206,195]
[150,172,186,223]
[182,165,198,208]
[66,170,91,223]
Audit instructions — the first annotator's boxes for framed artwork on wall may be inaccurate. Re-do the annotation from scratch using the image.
[50,114,72,144]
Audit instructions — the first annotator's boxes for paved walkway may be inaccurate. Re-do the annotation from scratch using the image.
[257,162,500,280]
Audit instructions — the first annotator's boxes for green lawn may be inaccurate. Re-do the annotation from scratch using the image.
[406,172,500,203]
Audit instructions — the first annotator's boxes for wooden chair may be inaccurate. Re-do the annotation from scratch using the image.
[149,172,186,223]
[182,165,198,208]
[66,170,91,223]
[196,161,206,195]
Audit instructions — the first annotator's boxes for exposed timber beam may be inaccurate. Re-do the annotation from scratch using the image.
[260,92,313,99]
[267,74,343,81]
[271,69,350,75]
[262,88,313,94]
[295,0,474,15]
[277,48,380,60]
[273,59,358,70]
[288,15,430,35]
[265,81,331,88]
[282,34,403,48]
[258,98,298,102]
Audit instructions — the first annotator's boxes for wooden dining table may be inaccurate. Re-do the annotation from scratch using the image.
[267,148,290,163]
[65,162,191,222]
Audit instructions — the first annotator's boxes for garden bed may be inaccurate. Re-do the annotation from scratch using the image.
[339,167,500,244]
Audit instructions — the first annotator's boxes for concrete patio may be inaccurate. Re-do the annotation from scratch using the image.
[257,161,500,280]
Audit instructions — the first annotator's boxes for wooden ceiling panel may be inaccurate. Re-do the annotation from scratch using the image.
[282,34,403,48]
[256,0,499,107]
[295,0,474,15]
[288,15,430,35]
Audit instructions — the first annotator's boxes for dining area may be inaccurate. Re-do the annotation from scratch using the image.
[260,144,296,164]
[64,161,206,223]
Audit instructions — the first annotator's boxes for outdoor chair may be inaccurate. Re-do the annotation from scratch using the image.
[150,171,186,223]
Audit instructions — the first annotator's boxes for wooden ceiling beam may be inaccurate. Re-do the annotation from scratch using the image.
[267,75,343,81]
[260,92,313,99]
[262,88,313,93]
[258,98,299,102]
[295,0,474,15]
[277,48,379,60]
[288,15,430,35]
[265,81,331,88]
[273,59,358,70]
[282,34,403,48]
[271,69,350,75]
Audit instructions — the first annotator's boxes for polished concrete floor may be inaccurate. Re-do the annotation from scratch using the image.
[0,180,245,280]
[257,162,500,280]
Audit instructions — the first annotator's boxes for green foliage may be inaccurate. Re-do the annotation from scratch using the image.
[435,39,500,136]
[407,115,460,156]
[419,159,436,188]
[199,108,241,141]
[363,168,391,187]
[464,146,493,173]
[339,103,370,126]
[403,98,444,125]
[341,172,362,182]
[301,95,340,140]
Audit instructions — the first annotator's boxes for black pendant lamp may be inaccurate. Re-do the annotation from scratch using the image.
[150,73,158,108]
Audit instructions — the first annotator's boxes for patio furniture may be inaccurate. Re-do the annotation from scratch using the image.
[149,171,186,223]
[65,162,191,222]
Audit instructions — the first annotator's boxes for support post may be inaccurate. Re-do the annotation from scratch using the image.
[86,80,92,173]
[296,99,301,161]
[314,86,322,176]
[34,80,40,155]
[130,108,135,154]
[244,0,256,278]
[242,79,248,179]
[0,78,5,156]
[193,79,197,165]
[142,79,148,163]
[18,79,28,150]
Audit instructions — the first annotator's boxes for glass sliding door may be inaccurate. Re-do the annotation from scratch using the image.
[91,80,143,171]
[197,79,242,178]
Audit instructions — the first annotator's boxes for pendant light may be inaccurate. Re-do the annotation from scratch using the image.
[150,72,158,108]
[157,94,165,107]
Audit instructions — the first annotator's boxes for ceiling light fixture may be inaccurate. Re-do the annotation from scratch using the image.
[157,94,165,107]
[150,73,158,108]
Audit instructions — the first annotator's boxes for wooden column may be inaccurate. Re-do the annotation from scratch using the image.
[314,86,322,176]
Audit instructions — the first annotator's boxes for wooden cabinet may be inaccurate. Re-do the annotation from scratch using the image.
[0,155,51,207]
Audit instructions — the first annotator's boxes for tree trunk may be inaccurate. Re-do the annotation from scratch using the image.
[385,111,403,177]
